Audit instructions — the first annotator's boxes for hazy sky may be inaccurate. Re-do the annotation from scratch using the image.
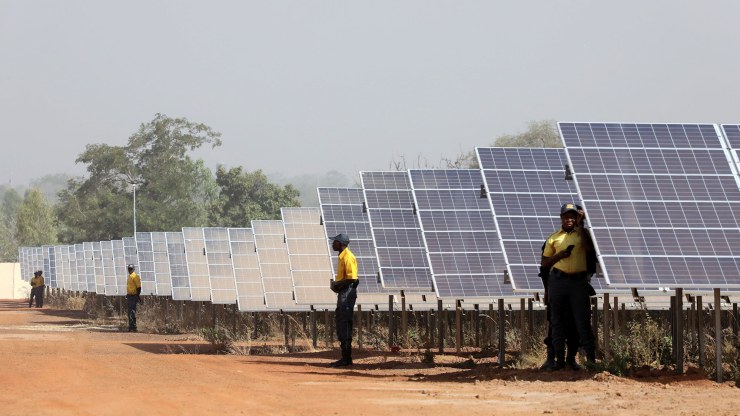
[3,1,740,186]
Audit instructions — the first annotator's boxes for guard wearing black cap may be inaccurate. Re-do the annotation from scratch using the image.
[328,233,359,367]
[29,271,42,308]
[125,264,142,332]
[541,203,596,370]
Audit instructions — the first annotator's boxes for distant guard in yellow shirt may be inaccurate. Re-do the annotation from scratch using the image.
[126,264,142,332]
[328,233,358,367]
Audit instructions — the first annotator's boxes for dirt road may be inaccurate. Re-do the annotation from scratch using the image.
[1,300,737,416]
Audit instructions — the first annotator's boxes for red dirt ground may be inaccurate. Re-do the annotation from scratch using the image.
[1,299,738,416]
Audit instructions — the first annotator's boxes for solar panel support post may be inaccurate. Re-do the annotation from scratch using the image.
[357,304,363,350]
[613,296,619,339]
[519,298,525,340]
[591,298,598,355]
[474,304,480,348]
[164,298,169,332]
[388,295,395,348]
[714,288,722,383]
[252,312,259,340]
[401,291,408,347]
[527,299,533,338]
[697,296,705,369]
[489,303,494,347]
[211,303,217,329]
[688,300,695,346]
[324,309,331,348]
[670,296,676,365]
[733,303,738,341]
[455,300,462,354]
[232,304,237,336]
[310,307,317,349]
[426,308,433,346]
[497,299,505,366]
[283,313,289,351]
[603,293,610,361]
[675,289,684,374]
[437,299,444,353]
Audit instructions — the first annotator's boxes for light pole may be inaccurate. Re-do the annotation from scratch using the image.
[129,180,143,235]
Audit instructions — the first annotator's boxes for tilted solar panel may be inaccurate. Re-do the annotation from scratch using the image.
[252,220,295,309]
[183,227,211,302]
[166,232,191,301]
[560,122,740,288]
[229,228,265,311]
[204,227,237,304]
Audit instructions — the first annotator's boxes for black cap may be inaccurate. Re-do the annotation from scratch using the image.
[127,264,135,270]
[560,203,579,216]
[330,233,350,245]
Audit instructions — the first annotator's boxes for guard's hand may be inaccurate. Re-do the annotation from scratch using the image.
[330,281,339,293]
[558,249,572,259]
[137,296,143,304]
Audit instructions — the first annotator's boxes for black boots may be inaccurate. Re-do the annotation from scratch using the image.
[539,346,556,371]
[329,346,353,367]
[552,350,566,371]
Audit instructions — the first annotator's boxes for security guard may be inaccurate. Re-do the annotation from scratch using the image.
[541,203,596,370]
[125,264,142,332]
[34,270,45,308]
[29,271,40,308]
[328,233,358,367]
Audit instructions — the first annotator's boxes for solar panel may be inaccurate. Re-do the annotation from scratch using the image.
[74,244,87,292]
[281,207,335,306]
[100,241,117,295]
[560,122,740,288]
[204,227,237,304]
[112,240,128,295]
[252,220,295,310]
[135,233,157,295]
[123,236,140,291]
[318,188,394,306]
[166,232,191,301]
[228,228,266,311]
[67,245,80,292]
[477,147,609,293]
[409,169,514,299]
[361,171,433,291]
[183,227,211,301]
[43,246,56,289]
[151,232,172,296]
[91,242,104,294]
[82,242,96,292]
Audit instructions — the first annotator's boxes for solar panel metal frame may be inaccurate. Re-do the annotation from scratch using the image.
[408,169,515,300]
[282,207,336,307]
[67,245,80,292]
[361,171,434,292]
[123,236,140,293]
[204,227,237,305]
[560,122,740,289]
[252,220,296,310]
[183,227,211,302]
[151,232,173,296]
[135,232,157,295]
[82,242,96,292]
[166,232,191,301]
[112,240,128,296]
[318,187,395,307]
[228,228,266,311]
[100,241,117,296]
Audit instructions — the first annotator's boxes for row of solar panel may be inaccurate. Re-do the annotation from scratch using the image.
[19,122,740,304]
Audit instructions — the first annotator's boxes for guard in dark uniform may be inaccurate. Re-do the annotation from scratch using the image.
[541,203,596,370]
[328,233,358,367]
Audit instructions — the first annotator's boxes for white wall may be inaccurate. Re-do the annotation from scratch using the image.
[0,263,29,299]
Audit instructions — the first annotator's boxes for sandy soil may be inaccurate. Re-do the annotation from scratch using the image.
[1,299,738,416]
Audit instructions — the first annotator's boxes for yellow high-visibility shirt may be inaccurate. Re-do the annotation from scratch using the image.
[335,248,358,282]
[37,276,44,287]
[127,272,142,295]
[543,227,588,274]
[30,276,40,288]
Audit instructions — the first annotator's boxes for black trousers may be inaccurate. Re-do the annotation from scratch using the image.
[35,286,44,308]
[544,303,579,359]
[126,296,138,331]
[29,287,37,307]
[335,285,357,357]
[548,271,595,356]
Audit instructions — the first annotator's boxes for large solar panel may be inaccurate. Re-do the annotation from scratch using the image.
[183,227,211,301]
[44,246,57,288]
[228,228,266,311]
[82,242,96,292]
[122,236,140,290]
[252,220,295,310]
[361,171,433,291]
[560,122,740,288]
[91,242,104,294]
[151,232,172,296]
[282,207,335,306]
[112,240,128,295]
[166,232,191,301]
[318,188,394,306]
[100,241,117,295]
[477,147,609,293]
[52,246,63,289]
[74,244,87,292]
[204,227,237,304]
[409,169,515,299]
[67,245,80,292]
[135,233,157,295]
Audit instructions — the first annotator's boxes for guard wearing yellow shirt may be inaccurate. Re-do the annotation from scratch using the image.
[126,264,142,332]
[328,233,358,367]
[29,271,45,308]
[541,203,596,370]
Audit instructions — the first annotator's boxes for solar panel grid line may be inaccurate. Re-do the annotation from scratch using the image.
[361,171,433,291]
[560,122,740,288]
[317,187,396,305]
[252,220,296,310]
[409,168,514,300]
[203,227,237,305]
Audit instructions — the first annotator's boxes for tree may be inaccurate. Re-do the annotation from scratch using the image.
[15,188,57,247]
[56,114,221,242]
[0,188,23,261]
[493,119,562,148]
[210,165,301,227]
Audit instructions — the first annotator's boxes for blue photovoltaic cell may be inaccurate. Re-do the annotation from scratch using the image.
[560,122,740,288]
[318,188,392,305]
[361,172,433,291]
[477,147,612,293]
[409,169,514,299]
